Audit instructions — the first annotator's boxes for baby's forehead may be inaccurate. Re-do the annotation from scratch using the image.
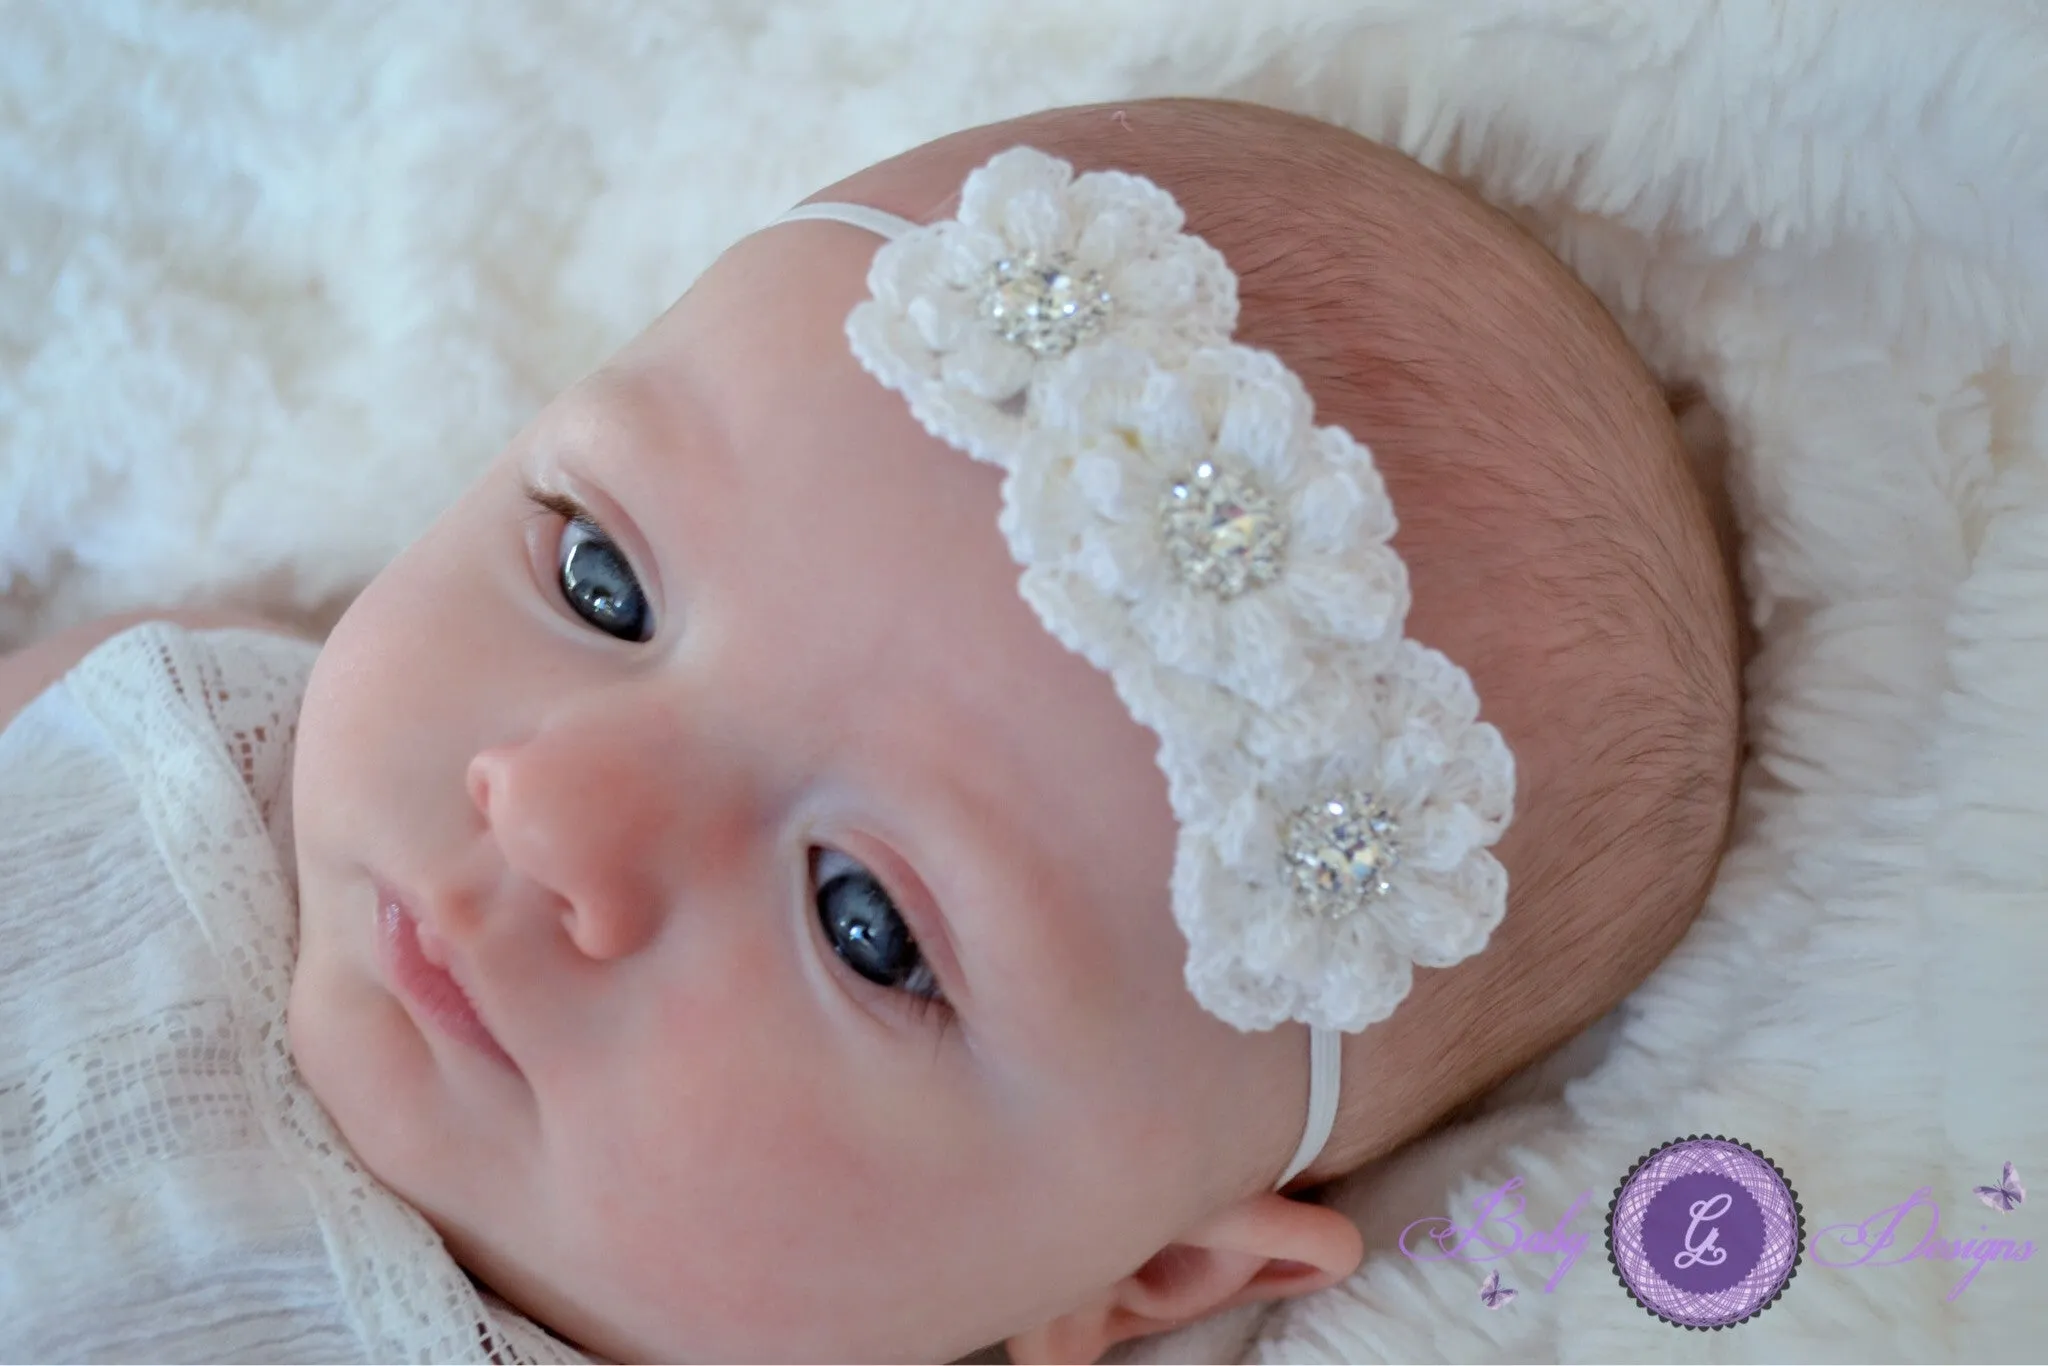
[579,233,895,465]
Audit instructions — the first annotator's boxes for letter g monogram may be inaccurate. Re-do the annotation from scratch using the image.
[1674,1192,1733,1269]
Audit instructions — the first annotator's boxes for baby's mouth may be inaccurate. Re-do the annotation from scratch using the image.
[374,882,520,1074]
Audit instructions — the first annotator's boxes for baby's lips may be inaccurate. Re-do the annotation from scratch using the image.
[414,916,454,971]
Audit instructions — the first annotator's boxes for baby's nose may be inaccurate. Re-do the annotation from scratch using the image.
[465,694,736,960]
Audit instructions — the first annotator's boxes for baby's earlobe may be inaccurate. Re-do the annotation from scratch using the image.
[1006,1193,1365,1363]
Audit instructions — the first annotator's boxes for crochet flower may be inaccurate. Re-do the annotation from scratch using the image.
[844,146,1238,466]
[1166,638,1515,1033]
[1006,342,1410,710]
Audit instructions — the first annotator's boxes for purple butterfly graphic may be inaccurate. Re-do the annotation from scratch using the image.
[1975,1162,2026,1213]
[1478,1269,1518,1310]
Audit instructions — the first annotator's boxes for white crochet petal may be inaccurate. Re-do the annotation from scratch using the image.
[1179,868,1298,1031]
[1128,588,1221,678]
[1106,251,1206,319]
[1245,696,1364,769]
[1218,595,1312,709]
[958,147,1074,242]
[1131,374,1211,465]
[1316,426,1397,524]
[1456,723,1517,833]
[1062,510,1169,604]
[1071,446,1129,518]
[1070,211,1131,275]
[1107,243,1238,350]
[1067,168,1186,255]
[1292,469,1367,553]
[1391,856,1508,968]
[1235,660,1366,768]
[1378,717,1451,808]
[1299,934,1413,1033]
[1211,353,1312,482]
[846,299,934,386]
[1035,342,1150,437]
[1207,780,1269,871]
[1106,517,1170,593]
[941,324,1036,403]
[1401,799,1491,873]
[1393,639,1483,730]
[1283,552,1407,646]
[906,293,969,352]
[934,224,1003,292]
[868,229,951,312]
[930,391,1025,470]
[1001,430,1081,543]
[1135,667,1248,778]
[1071,536,1125,596]
[1009,185,1072,258]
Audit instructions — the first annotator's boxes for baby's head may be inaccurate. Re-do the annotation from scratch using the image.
[285,99,1741,1362]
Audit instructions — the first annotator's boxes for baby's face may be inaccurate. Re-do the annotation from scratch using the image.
[286,221,1303,1361]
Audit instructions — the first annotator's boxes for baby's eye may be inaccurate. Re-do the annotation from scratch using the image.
[526,485,652,643]
[558,522,650,642]
[813,848,943,1002]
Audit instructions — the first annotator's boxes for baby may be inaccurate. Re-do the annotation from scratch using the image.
[0,98,1742,1363]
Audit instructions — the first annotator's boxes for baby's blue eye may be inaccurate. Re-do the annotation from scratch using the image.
[556,520,651,643]
[814,849,941,1001]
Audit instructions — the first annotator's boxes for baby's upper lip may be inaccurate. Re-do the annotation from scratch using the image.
[381,878,519,1070]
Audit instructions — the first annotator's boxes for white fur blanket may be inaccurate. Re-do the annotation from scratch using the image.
[5,1,2043,1360]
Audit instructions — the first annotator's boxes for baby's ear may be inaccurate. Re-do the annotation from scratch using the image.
[1004,1192,1364,1365]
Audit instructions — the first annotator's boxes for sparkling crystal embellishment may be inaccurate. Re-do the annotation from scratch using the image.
[1157,460,1289,598]
[1282,792,1402,917]
[981,251,1113,358]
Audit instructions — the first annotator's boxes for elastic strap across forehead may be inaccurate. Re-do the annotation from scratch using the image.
[766,196,1342,1192]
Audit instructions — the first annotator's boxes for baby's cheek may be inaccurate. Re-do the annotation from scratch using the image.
[544,1035,859,1340]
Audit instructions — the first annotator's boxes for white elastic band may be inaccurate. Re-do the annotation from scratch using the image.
[1276,1027,1342,1189]
[768,199,1343,1193]
[772,200,922,242]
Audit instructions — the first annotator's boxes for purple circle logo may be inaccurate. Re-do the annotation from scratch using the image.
[1607,1135,1802,1329]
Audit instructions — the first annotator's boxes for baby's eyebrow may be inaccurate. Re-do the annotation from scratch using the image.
[544,364,737,556]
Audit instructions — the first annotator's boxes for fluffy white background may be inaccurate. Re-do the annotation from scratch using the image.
[4,1,2044,1360]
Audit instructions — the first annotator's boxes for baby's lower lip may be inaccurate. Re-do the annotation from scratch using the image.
[373,884,518,1073]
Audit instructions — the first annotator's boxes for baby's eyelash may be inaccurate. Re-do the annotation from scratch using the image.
[904,988,954,1039]
[522,479,597,529]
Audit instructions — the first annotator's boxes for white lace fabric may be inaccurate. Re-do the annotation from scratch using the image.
[0,622,590,1364]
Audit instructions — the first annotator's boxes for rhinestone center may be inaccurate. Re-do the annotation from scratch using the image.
[980,251,1113,358]
[1157,460,1289,599]
[1282,792,1402,918]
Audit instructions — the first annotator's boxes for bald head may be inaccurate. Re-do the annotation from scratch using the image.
[817,97,1744,1184]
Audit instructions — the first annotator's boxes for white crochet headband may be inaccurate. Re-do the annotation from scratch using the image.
[767,147,1515,1189]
